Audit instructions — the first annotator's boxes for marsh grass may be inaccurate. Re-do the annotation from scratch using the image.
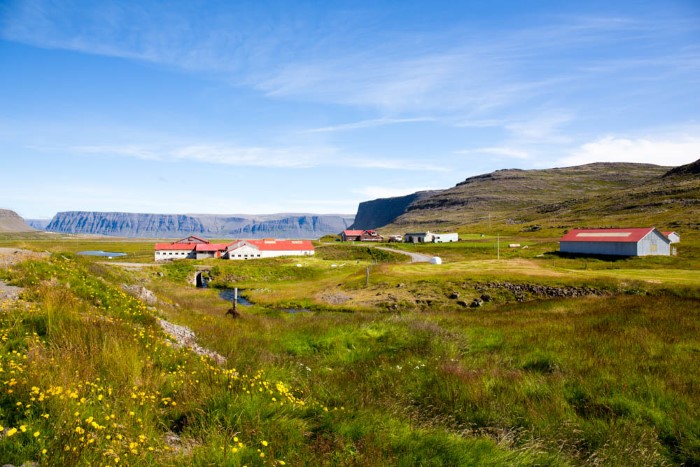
[1,237,699,465]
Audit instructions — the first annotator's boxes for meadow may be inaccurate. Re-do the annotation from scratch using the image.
[0,234,697,465]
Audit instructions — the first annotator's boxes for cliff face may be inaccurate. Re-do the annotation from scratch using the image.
[350,191,441,230]
[44,212,354,239]
[0,209,35,232]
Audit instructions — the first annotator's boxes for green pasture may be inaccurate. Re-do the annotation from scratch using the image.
[0,234,698,465]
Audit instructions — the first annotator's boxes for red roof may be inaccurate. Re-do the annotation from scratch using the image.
[154,243,196,251]
[343,230,364,236]
[560,228,657,243]
[195,243,229,252]
[228,239,314,252]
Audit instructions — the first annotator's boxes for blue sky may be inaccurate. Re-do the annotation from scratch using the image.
[1,0,699,219]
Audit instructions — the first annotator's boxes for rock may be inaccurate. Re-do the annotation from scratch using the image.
[456,300,468,308]
[480,294,491,302]
[470,298,483,308]
[449,292,460,299]
[121,284,158,305]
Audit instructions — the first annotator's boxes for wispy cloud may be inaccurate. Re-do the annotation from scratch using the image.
[456,147,529,159]
[558,135,700,167]
[69,143,447,171]
[304,117,434,133]
[6,2,695,120]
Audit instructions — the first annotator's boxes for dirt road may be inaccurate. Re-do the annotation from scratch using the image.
[374,246,433,263]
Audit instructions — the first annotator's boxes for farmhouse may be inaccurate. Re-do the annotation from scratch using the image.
[340,230,384,242]
[559,228,672,256]
[155,236,315,261]
[225,239,315,260]
[154,236,209,261]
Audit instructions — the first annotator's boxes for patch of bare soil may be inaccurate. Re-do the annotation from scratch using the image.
[0,247,48,268]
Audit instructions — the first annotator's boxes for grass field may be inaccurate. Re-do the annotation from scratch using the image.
[0,234,698,465]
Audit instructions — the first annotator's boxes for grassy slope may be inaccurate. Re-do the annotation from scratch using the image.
[382,163,700,243]
[1,236,698,465]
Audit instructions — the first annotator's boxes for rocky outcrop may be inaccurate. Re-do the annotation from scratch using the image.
[0,209,35,232]
[663,157,700,177]
[350,191,440,230]
[44,211,354,239]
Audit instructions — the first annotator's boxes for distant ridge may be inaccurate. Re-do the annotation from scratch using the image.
[0,209,35,232]
[43,211,354,239]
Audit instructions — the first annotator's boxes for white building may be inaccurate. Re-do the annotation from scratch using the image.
[225,239,315,260]
[404,232,434,243]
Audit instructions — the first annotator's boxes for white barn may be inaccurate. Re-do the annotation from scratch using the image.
[225,239,315,260]
[560,228,671,256]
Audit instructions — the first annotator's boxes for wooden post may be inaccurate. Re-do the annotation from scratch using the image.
[226,287,240,318]
[366,266,370,286]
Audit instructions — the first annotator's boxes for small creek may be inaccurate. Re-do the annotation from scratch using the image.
[217,288,310,314]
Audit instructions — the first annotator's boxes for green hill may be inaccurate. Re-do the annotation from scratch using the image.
[363,161,700,235]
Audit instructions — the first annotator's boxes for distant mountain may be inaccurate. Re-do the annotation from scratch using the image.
[0,209,35,232]
[26,219,51,230]
[350,191,439,230]
[43,212,354,239]
[354,161,700,232]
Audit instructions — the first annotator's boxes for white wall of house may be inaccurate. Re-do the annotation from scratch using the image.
[637,230,671,256]
[226,243,262,260]
[155,249,196,261]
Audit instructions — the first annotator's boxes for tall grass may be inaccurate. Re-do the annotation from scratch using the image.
[1,246,698,464]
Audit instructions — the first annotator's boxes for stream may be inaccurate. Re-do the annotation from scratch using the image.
[217,288,310,314]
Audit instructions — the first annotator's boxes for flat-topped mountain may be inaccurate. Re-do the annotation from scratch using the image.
[354,161,700,231]
[0,209,35,232]
[44,212,355,239]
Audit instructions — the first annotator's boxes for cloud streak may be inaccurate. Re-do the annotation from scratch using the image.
[69,143,447,171]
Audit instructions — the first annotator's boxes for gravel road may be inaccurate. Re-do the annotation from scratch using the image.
[374,246,433,263]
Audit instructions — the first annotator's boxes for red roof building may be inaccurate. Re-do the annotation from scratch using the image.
[560,228,671,256]
[225,239,315,260]
[155,236,315,261]
[340,229,384,242]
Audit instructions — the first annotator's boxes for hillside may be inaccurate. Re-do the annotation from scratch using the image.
[356,162,700,233]
[44,211,354,239]
[0,209,35,232]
